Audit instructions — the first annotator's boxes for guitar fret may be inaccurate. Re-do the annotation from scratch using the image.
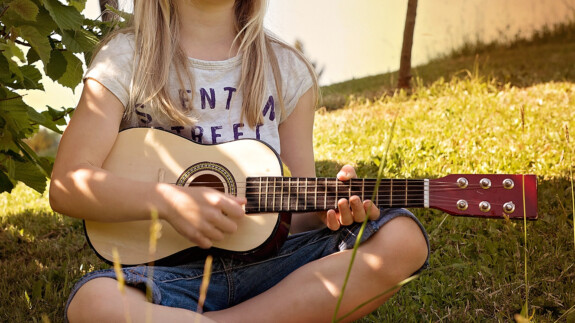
[362,178,365,201]
[273,178,277,211]
[258,178,262,212]
[296,178,299,212]
[335,179,338,208]
[405,179,408,206]
[348,182,351,199]
[304,178,308,210]
[390,178,393,207]
[280,178,284,211]
[303,177,307,210]
[265,177,269,211]
[313,178,318,209]
[324,178,328,209]
[287,177,291,211]
[375,180,379,206]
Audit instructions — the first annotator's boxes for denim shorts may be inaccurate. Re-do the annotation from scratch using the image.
[66,208,429,317]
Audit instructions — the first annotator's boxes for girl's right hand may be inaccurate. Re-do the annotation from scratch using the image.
[157,184,246,249]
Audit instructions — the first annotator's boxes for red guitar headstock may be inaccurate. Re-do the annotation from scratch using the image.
[429,174,538,219]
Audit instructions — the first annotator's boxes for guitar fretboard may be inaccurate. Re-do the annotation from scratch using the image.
[244,177,426,213]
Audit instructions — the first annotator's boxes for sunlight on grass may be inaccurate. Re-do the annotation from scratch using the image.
[314,76,574,322]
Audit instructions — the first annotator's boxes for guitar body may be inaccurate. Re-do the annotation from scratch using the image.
[85,128,290,266]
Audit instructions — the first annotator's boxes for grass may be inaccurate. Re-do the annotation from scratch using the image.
[1,22,575,322]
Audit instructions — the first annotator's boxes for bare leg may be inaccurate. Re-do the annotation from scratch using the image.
[207,216,428,323]
[67,277,215,323]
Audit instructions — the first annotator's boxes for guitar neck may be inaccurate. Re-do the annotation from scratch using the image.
[245,177,427,213]
[245,174,538,220]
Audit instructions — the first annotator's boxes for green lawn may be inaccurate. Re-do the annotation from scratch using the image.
[1,22,574,322]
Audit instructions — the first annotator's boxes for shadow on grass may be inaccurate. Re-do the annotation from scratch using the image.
[0,210,104,322]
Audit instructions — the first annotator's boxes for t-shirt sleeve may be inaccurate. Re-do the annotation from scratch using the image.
[84,33,135,107]
[275,45,315,123]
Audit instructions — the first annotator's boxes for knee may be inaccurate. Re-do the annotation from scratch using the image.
[367,216,429,281]
[68,277,137,322]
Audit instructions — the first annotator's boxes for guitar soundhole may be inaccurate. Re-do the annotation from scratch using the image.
[176,162,237,196]
[188,174,225,193]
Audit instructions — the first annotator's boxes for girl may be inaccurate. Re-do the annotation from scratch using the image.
[49,0,429,322]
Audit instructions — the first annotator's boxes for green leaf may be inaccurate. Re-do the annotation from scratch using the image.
[45,106,74,128]
[5,153,17,178]
[43,0,83,31]
[33,5,59,36]
[61,28,99,53]
[13,136,51,178]
[0,55,11,83]
[0,95,32,136]
[12,158,48,193]
[18,65,43,90]
[17,25,51,65]
[6,0,39,21]
[0,170,16,194]
[26,105,70,134]
[0,41,25,83]
[45,49,66,81]
[25,48,40,66]
[105,4,133,23]
[68,0,87,12]
[0,39,26,62]
[57,51,83,90]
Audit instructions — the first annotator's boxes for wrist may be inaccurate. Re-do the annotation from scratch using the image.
[148,182,173,221]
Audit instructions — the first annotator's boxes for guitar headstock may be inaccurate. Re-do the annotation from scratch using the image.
[429,174,538,219]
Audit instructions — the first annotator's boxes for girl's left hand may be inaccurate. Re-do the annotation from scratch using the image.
[323,165,381,231]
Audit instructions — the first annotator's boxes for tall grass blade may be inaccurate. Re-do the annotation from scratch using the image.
[146,209,162,322]
[197,255,213,314]
[112,248,131,323]
[335,275,419,323]
[519,175,531,322]
[571,154,575,251]
[332,101,403,322]
[553,303,575,323]
[567,125,575,250]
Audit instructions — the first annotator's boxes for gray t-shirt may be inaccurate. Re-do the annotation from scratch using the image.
[86,32,313,154]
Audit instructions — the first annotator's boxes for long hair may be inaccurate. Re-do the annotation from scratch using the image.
[96,0,318,128]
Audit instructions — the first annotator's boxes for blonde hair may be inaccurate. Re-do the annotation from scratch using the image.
[97,0,318,128]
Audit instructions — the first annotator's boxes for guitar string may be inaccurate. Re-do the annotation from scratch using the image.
[180,182,511,191]
[180,179,510,188]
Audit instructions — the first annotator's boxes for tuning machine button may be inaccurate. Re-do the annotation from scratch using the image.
[480,178,492,189]
[457,177,468,188]
[479,201,491,212]
[503,178,515,189]
[503,202,515,214]
[456,200,468,211]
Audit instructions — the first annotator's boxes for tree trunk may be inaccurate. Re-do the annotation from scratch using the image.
[397,0,418,89]
[99,0,118,22]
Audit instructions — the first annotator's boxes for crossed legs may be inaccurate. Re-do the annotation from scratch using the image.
[67,216,428,322]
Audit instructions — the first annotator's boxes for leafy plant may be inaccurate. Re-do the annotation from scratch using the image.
[0,0,123,194]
